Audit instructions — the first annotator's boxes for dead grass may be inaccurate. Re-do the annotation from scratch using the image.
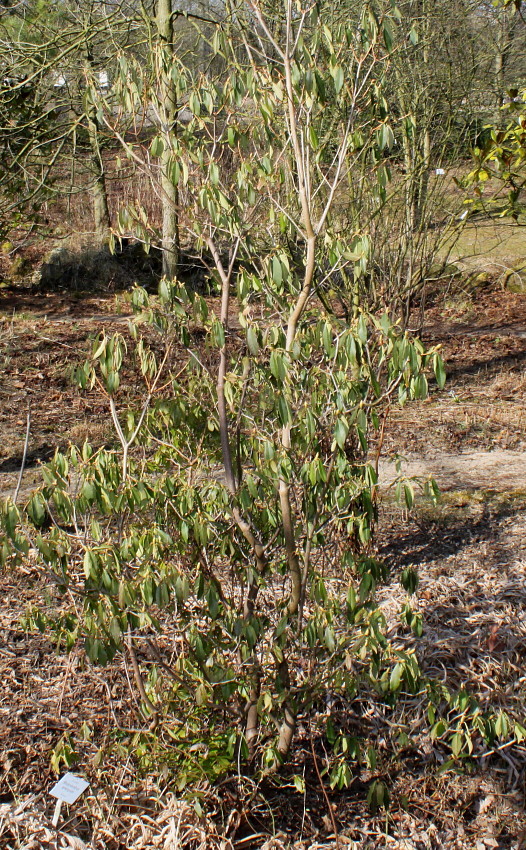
[446,219,526,273]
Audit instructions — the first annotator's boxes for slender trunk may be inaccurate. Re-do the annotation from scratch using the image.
[493,9,517,111]
[160,145,179,279]
[156,0,179,278]
[207,238,267,576]
[413,0,432,230]
[276,657,296,760]
[245,671,260,758]
[277,702,297,759]
[413,129,430,233]
[495,49,504,109]
[208,239,267,756]
[281,3,317,618]
[87,106,111,242]
[83,46,110,243]
[266,8,320,762]
[413,6,431,233]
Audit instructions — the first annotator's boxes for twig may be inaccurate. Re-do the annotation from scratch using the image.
[372,403,390,504]
[13,406,31,505]
[310,730,340,850]
[126,626,158,725]
[235,359,251,486]
[56,650,76,718]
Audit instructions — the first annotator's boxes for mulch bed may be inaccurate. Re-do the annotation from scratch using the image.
[2,280,526,848]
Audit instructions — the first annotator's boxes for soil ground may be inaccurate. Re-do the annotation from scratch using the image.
[2,271,526,849]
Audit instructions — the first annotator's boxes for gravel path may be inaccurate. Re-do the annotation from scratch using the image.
[378,449,526,492]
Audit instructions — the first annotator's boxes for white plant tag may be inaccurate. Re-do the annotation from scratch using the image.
[50,773,90,805]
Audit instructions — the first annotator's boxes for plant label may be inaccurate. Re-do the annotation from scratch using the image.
[50,773,90,804]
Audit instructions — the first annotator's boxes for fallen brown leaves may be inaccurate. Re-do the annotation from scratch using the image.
[2,283,526,847]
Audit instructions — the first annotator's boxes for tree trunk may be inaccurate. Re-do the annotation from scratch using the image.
[83,43,111,243]
[156,0,179,279]
[87,104,111,242]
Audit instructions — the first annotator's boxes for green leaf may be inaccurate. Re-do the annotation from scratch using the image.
[168,159,180,186]
[272,256,282,286]
[430,720,446,740]
[366,746,377,769]
[378,124,395,150]
[451,731,463,757]
[347,583,357,613]
[278,396,292,426]
[195,684,208,705]
[150,135,164,157]
[411,612,423,637]
[334,417,349,450]
[83,550,97,580]
[159,279,169,301]
[434,354,446,389]
[207,586,219,619]
[495,712,509,738]
[270,351,287,381]
[247,326,259,355]
[322,322,334,356]
[401,567,418,594]
[309,126,319,150]
[211,320,225,348]
[142,577,155,606]
[27,494,46,526]
[106,371,120,395]
[324,626,335,652]
[356,315,368,343]
[390,663,402,691]
[333,66,344,95]
[383,20,393,51]
[209,161,219,186]
[293,774,305,794]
